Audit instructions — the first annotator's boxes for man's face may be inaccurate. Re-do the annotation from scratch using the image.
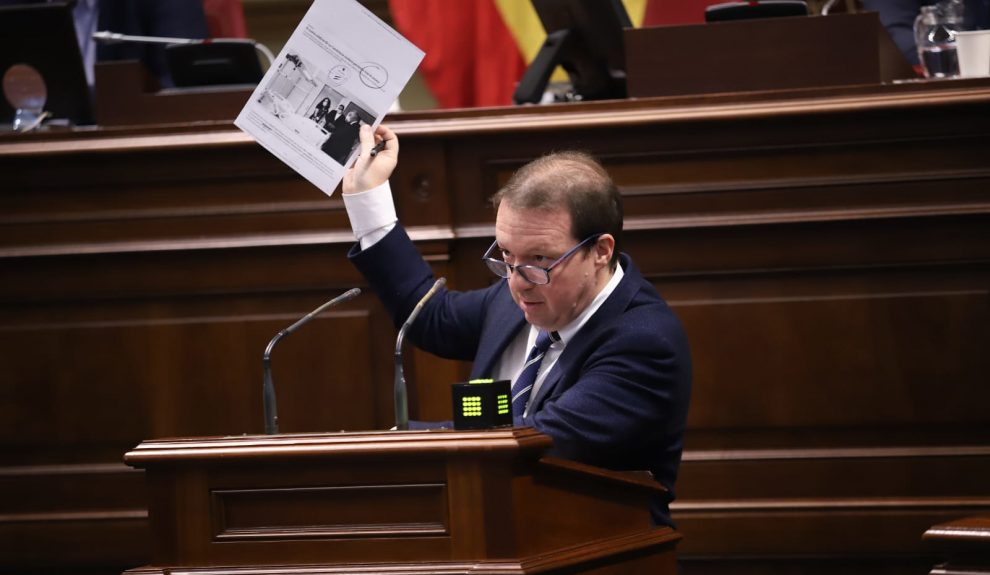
[494,203,610,331]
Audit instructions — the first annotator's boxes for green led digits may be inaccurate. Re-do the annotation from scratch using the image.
[451,379,511,429]
[497,393,509,415]
[462,396,483,417]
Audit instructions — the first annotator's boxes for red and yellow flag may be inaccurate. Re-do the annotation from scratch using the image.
[389,0,668,109]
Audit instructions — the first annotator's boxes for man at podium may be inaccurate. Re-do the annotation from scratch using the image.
[341,124,692,528]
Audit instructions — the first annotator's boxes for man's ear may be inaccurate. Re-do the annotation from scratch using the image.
[595,234,615,267]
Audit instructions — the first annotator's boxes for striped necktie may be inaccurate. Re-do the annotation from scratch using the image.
[512,330,560,417]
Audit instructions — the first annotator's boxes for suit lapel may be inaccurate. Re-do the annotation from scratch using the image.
[527,255,642,411]
[470,284,527,380]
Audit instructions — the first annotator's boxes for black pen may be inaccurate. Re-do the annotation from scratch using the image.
[370,139,389,157]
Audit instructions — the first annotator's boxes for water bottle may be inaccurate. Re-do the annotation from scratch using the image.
[915,0,965,78]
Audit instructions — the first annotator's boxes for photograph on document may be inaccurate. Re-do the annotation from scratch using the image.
[235,0,423,197]
[254,51,375,166]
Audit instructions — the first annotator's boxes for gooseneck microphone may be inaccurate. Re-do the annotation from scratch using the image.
[92,31,276,67]
[262,288,361,435]
[394,278,446,430]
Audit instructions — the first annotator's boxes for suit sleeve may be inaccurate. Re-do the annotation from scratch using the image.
[348,225,497,361]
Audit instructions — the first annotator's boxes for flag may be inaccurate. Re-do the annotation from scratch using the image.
[388,0,651,109]
[389,0,526,108]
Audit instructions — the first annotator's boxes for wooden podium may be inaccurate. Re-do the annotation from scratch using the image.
[924,516,990,575]
[123,428,680,574]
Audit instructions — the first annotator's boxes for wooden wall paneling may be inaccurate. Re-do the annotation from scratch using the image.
[389,85,990,574]
[637,230,990,426]
[1,80,989,575]
[0,136,344,256]
[0,463,149,572]
[1,131,404,574]
[431,117,990,235]
[674,447,990,553]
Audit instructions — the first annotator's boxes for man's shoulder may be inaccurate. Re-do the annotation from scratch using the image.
[613,258,677,320]
[606,265,688,351]
[615,298,684,346]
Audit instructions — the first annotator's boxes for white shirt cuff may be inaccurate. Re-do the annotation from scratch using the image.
[342,181,397,250]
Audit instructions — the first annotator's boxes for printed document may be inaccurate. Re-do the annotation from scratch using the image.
[235,0,424,196]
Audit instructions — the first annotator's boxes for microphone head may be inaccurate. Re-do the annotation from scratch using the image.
[92,31,121,44]
[395,277,447,354]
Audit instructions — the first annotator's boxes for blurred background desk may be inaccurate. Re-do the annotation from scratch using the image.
[1,78,989,575]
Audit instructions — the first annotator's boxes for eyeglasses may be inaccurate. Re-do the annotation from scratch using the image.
[482,234,602,285]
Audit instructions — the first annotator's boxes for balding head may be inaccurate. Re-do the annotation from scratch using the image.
[493,151,622,269]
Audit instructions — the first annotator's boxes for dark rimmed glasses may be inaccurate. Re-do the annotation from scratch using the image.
[482,234,602,285]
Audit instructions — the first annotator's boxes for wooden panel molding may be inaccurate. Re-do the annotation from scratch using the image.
[1,79,989,575]
[211,483,449,540]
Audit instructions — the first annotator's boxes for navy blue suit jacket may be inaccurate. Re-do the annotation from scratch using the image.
[350,225,692,527]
